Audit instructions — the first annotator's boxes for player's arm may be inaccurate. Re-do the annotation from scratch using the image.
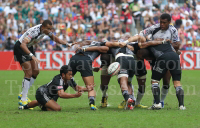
[84,46,109,53]
[57,89,82,99]
[138,40,169,48]
[20,37,40,63]
[171,28,181,52]
[75,85,93,92]
[48,34,72,46]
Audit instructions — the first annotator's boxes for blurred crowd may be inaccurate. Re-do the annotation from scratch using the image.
[0,0,200,51]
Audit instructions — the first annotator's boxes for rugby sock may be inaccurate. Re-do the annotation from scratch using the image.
[122,90,129,101]
[29,75,36,89]
[152,83,160,104]
[130,84,136,101]
[21,78,30,101]
[100,85,108,98]
[176,86,184,106]
[89,96,95,105]
[135,91,144,105]
[161,85,169,102]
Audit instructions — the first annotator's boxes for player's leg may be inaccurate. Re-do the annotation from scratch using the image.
[160,70,171,108]
[78,56,97,110]
[135,60,148,108]
[168,54,185,110]
[149,59,167,110]
[29,59,40,90]
[100,54,113,107]
[44,100,61,111]
[82,76,97,110]
[19,61,33,106]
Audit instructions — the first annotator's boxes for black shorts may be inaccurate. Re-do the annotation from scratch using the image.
[135,59,147,77]
[13,41,35,64]
[116,56,136,80]
[69,54,93,77]
[35,87,51,107]
[151,52,182,81]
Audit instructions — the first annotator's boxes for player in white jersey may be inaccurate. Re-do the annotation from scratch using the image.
[122,13,181,109]
[14,20,72,107]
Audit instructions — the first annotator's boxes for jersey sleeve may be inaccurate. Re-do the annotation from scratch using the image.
[139,24,159,37]
[171,28,180,43]
[25,29,39,40]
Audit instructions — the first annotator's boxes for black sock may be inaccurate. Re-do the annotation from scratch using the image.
[176,86,184,106]
[24,105,29,109]
[89,96,95,105]
[122,90,129,101]
[152,83,160,104]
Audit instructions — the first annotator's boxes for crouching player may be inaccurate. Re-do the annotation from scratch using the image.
[19,65,92,111]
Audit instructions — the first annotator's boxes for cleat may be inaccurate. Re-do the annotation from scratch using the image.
[148,103,162,110]
[90,104,98,110]
[101,96,108,108]
[124,98,134,110]
[18,106,24,110]
[18,94,32,103]
[179,105,186,110]
[160,101,164,108]
[135,104,148,108]
[18,100,28,106]
[118,100,126,109]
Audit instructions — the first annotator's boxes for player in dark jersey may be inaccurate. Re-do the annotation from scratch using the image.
[69,41,110,110]
[14,20,73,107]
[18,65,90,111]
[122,13,181,108]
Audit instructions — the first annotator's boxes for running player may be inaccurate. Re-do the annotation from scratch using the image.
[18,65,90,111]
[14,20,72,107]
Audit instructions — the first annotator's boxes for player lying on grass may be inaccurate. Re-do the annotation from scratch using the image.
[19,65,92,111]
[14,20,73,107]
[122,13,181,108]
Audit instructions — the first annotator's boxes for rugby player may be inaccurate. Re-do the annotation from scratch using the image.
[123,13,181,108]
[14,20,73,107]
[18,65,90,111]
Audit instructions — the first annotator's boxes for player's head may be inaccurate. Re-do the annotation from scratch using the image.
[41,20,53,33]
[160,13,171,30]
[60,65,73,81]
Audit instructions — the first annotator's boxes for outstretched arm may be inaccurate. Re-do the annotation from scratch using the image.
[57,89,82,99]
[84,46,109,53]
[138,40,170,48]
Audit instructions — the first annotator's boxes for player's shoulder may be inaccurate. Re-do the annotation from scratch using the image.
[168,25,178,32]
[27,24,42,33]
[149,23,160,29]
[52,74,64,86]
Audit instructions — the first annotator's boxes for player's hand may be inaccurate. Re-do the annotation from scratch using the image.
[32,56,40,63]
[119,42,126,47]
[138,42,148,48]
[75,47,84,53]
[87,84,96,91]
[75,91,82,97]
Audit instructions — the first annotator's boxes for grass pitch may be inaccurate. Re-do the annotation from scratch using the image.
[0,70,199,128]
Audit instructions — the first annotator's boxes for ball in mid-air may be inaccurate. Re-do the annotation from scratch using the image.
[107,62,120,76]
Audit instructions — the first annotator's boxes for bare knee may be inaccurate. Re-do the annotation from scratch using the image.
[54,106,61,111]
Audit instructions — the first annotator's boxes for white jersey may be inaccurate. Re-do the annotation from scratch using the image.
[139,23,180,43]
[19,24,46,48]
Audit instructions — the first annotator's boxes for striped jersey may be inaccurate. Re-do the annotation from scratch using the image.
[19,24,46,48]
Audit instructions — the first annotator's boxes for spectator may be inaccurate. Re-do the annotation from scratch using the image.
[4,3,17,16]
[169,0,179,10]
[21,2,30,20]
[182,15,193,27]
[34,0,44,11]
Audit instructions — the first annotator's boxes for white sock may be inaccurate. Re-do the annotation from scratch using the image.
[135,91,144,105]
[131,84,136,101]
[29,77,35,89]
[161,87,169,102]
[21,78,30,101]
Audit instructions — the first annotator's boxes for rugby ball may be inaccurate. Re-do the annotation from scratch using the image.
[107,62,120,76]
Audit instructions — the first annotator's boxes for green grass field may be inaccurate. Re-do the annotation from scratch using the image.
[0,70,199,128]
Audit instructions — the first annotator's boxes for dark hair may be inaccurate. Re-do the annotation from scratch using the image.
[160,13,171,21]
[42,20,52,27]
[60,65,72,76]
